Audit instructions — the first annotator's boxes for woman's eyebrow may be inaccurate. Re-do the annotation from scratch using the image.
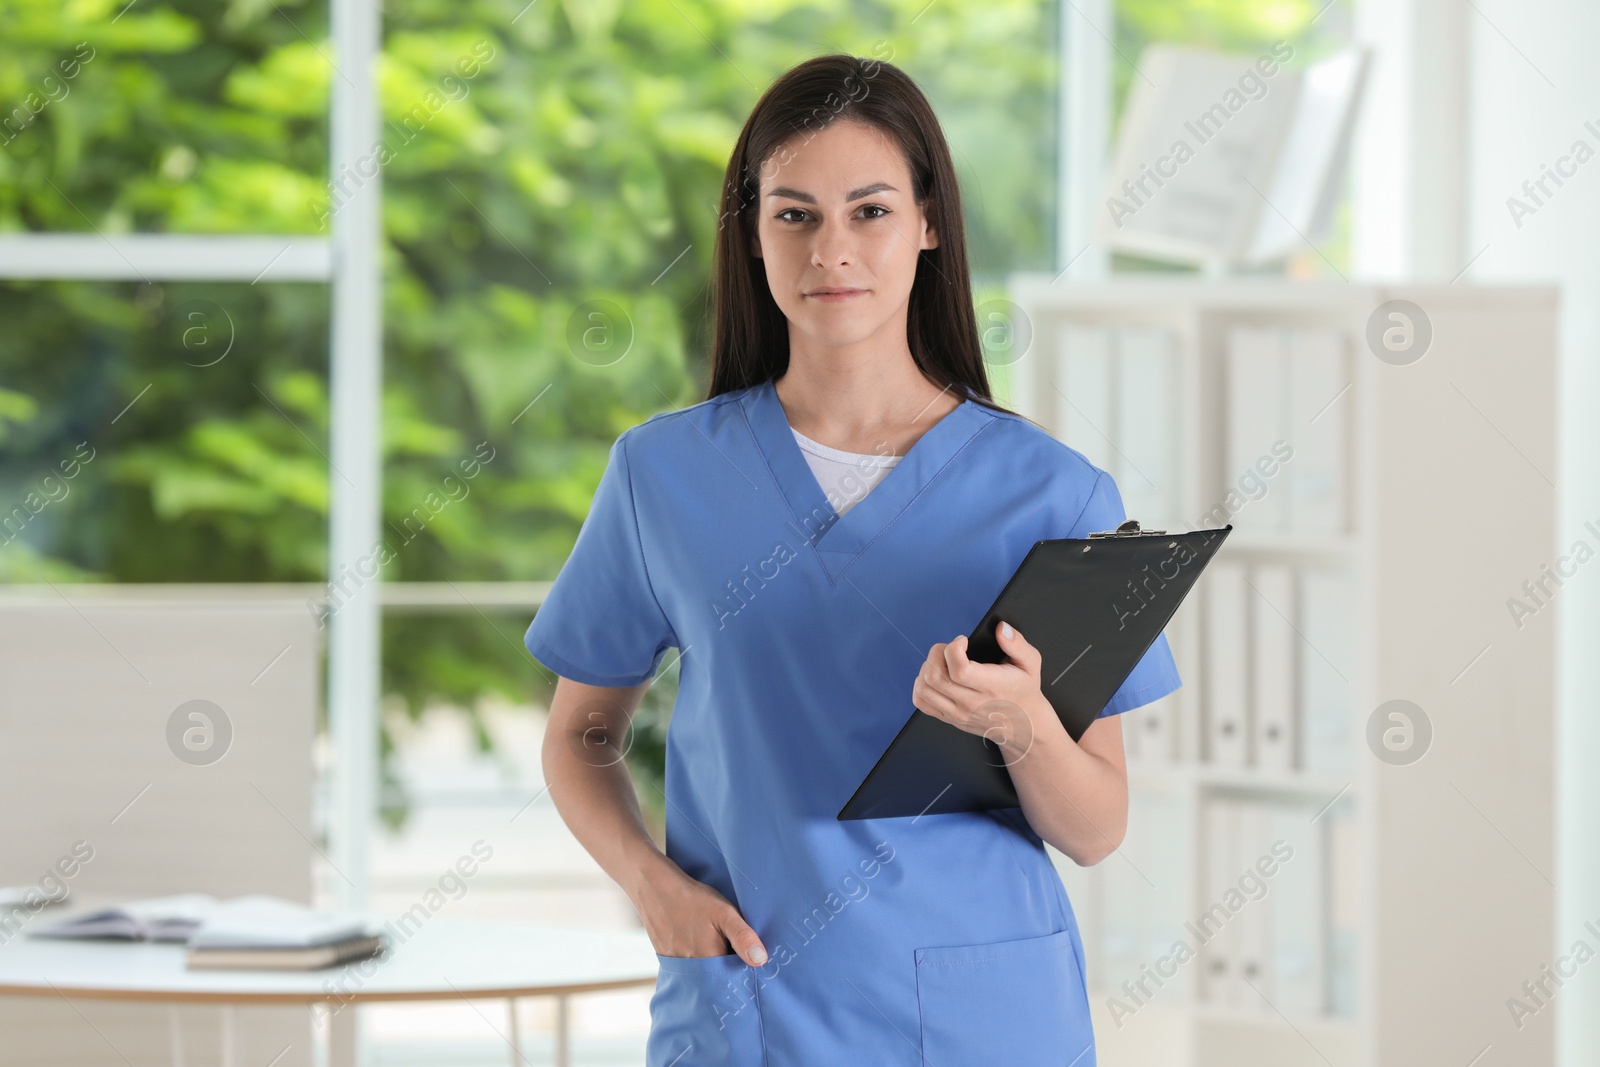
[766,182,898,203]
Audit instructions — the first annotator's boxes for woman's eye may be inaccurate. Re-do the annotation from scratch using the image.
[774,205,890,223]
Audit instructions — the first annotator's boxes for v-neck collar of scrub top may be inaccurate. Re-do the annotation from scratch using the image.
[741,377,991,584]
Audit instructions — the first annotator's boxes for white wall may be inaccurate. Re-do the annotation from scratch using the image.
[1355,0,1600,1060]
[1461,1,1600,1062]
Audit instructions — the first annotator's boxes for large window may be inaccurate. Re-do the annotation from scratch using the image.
[0,280,330,580]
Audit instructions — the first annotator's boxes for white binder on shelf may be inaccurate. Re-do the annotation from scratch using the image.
[1226,327,1289,534]
[1234,800,1271,1009]
[1114,327,1177,529]
[1123,699,1143,760]
[1266,800,1327,1017]
[1286,328,1349,535]
[1299,566,1355,775]
[1129,691,1176,763]
[1327,800,1359,1017]
[1250,563,1298,771]
[1057,325,1115,473]
[1204,561,1250,767]
[1141,789,1189,986]
[1096,787,1158,995]
[1201,796,1240,1007]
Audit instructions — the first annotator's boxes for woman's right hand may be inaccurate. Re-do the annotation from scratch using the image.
[634,857,769,966]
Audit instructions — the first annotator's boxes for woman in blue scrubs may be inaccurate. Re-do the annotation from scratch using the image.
[526,53,1180,1066]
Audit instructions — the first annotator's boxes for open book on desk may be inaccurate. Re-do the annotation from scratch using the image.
[27,893,218,942]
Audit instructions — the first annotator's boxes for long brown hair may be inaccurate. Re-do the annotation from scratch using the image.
[705,52,1019,419]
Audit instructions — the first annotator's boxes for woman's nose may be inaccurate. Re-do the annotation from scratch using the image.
[810,219,855,268]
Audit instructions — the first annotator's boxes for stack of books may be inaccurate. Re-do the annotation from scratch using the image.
[184,896,384,971]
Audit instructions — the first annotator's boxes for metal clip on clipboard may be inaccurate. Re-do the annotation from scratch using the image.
[1087,519,1169,538]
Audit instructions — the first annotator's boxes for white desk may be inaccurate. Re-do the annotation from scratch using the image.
[0,918,658,1067]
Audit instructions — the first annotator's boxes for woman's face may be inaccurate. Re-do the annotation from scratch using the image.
[750,119,938,351]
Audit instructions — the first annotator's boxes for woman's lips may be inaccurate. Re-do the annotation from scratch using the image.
[806,289,867,303]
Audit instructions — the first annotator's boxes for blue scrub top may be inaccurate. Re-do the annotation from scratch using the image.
[525,378,1181,1066]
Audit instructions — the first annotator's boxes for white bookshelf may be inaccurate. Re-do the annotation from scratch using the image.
[1004,278,1559,1067]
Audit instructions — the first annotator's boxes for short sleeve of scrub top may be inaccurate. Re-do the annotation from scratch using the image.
[524,429,677,688]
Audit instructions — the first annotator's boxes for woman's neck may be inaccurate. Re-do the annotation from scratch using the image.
[773,354,962,456]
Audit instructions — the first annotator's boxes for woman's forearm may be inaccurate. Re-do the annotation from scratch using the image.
[1001,696,1129,865]
[541,680,678,906]
[541,679,769,962]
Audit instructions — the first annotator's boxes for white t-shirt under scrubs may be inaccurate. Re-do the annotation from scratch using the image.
[791,427,901,517]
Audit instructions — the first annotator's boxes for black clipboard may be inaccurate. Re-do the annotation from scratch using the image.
[837,521,1232,820]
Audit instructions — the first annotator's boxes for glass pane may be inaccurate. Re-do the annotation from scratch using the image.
[0,1,329,234]
[377,605,674,831]
[0,280,330,580]
[908,8,1061,282]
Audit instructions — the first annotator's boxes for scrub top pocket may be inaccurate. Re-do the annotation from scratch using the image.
[914,927,1094,1067]
[647,951,765,1067]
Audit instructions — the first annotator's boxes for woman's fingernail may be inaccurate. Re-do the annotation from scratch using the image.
[751,946,767,965]
[1000,621,1014,639]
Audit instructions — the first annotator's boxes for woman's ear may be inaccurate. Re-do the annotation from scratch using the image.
[749,230,763,260]
[921,202,940,250]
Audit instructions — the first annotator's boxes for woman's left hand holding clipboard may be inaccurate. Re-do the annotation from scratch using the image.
[911,620,1063,766]
[913,620,1130,864]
